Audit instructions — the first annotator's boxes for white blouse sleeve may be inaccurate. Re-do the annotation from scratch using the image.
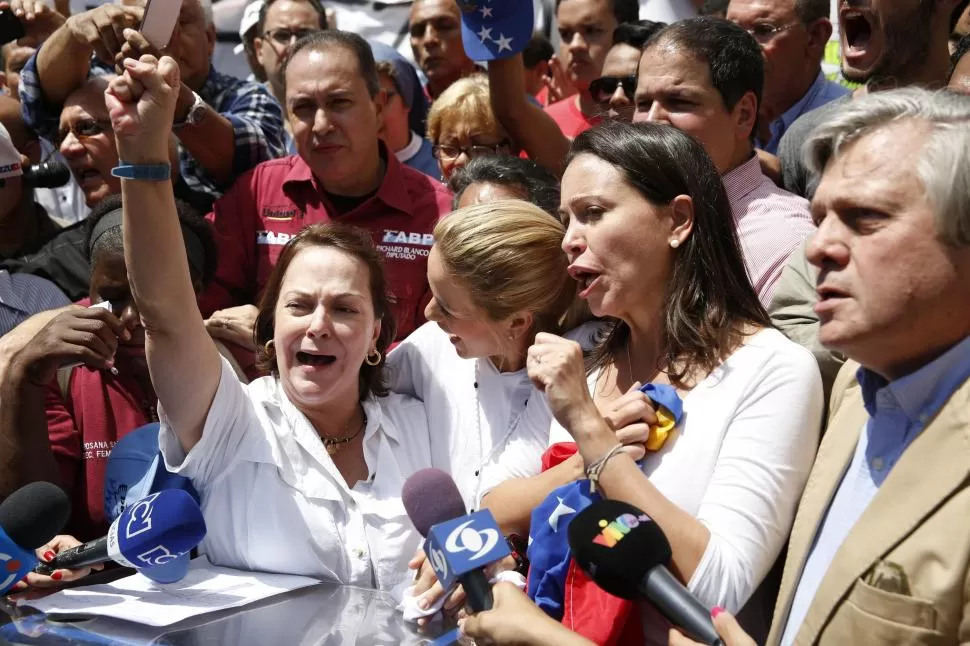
[384,323,436,400]
[158,356,261,487]
[476,389,554,502]
[686,345,823,611]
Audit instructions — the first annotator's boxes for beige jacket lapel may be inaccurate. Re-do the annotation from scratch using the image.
[772,375,970,645]
[768,374,867,645]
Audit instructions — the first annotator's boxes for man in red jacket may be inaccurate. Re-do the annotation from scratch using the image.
[201,31,452,351]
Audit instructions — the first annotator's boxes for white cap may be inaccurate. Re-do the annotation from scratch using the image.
[0,123,23,180]
[234,0,264,54]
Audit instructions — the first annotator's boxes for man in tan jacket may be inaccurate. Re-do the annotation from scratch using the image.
[673,87,970,646]
[766,84,970,646]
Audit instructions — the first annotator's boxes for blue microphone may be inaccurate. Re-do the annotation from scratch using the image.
[0,482,71,593]
[402,469,511,612]
[50,489,206,572]
[103,422,200,583]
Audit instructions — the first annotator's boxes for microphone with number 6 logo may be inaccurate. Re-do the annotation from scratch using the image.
[567,499,723,646]
[402,469,511,612]
[0,482,71,594]
[49,489,206,572]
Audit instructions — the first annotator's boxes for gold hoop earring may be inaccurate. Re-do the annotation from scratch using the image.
[365,349,382,366]
[264,339,275,355]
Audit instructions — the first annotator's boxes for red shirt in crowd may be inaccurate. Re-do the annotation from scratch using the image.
[544,94,601,138]
[200,146,452,341]
[535,86,551,107]
[46,362,155,541]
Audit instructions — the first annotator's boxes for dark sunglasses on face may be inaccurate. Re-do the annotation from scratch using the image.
[590,75,637,103]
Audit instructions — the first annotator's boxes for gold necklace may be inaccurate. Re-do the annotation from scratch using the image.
[322,408,367,456]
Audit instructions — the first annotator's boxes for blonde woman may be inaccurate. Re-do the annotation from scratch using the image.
[387,199,576,511]
[387,199,589,620]
[427,74,515,181]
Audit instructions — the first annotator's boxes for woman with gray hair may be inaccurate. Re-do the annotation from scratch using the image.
[447,154,561,216]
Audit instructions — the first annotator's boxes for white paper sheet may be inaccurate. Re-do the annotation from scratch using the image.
[19,558,320,627]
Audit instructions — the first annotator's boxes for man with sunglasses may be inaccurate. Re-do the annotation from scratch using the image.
[253,0,328,153]
[483,0,639,175]
[0,76,200,303]
[727,0,848,154]
[0,90,89,227]
[589,20,665,122]
[544,0,639,137]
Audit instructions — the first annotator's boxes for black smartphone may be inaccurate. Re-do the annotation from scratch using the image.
[0,9,26,47]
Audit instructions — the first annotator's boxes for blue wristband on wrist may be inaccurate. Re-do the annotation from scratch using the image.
[111,162,172,181]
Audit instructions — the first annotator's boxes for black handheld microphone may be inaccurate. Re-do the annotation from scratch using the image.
[0,481,72,593]
[402,468,510,613]
[23,161,72,189]
[567,499,724,646]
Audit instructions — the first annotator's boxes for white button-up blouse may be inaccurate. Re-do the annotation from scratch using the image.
[159,358,433,591]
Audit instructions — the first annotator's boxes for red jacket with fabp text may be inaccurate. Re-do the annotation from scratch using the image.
[200,147,452,341]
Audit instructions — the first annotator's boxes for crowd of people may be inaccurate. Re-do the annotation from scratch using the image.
[1,0,969,645]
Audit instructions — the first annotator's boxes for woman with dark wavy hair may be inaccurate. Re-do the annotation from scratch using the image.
[485,121,823,641]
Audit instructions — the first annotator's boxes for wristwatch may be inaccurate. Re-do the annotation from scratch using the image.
[173,91,207,129]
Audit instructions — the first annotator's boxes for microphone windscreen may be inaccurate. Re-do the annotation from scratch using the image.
[22,161,72,189]
[0,482,71,550]
[115,489,206,565]
[567,499,672,601]
[402,468,467,537]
